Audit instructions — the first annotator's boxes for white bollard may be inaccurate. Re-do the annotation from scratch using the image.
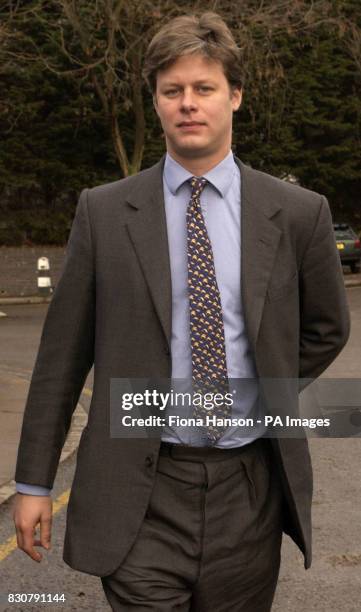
[37,257,53,296]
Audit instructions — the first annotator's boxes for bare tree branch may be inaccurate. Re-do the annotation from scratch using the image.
[1,0,359,175]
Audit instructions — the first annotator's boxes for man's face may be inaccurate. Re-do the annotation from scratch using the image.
[153,53,242,164]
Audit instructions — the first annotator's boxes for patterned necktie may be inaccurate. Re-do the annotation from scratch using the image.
[186,176,230,443]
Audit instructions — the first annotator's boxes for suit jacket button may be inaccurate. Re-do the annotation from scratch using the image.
[145,455,154,467]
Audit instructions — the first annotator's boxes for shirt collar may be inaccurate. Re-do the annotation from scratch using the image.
[164,150,237,197]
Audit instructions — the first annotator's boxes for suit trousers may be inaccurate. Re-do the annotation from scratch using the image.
[101,437,284,612]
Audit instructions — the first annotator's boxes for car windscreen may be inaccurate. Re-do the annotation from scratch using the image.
[334,230,355,240]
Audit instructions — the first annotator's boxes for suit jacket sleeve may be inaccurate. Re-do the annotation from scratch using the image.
[15,189,95,488]
[298,195,350,390]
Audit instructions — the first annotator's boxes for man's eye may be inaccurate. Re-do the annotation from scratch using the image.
[198,86,212,92]
[164,89,178,96]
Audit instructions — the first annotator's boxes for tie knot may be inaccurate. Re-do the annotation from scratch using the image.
[190,176,207,198]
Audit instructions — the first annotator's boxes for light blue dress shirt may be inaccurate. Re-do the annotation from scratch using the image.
[16,151,265,496]
[160,151,265,447]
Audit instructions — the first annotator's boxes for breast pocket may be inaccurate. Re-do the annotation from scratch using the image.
[266,272,298,302]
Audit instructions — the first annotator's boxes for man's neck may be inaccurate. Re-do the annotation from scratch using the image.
[166,149,232,176]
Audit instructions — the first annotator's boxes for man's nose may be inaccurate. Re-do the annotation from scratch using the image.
[180,89,198,111]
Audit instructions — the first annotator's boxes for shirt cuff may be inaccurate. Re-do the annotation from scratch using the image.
[16,483,52,496]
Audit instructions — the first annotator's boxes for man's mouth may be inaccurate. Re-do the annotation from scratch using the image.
[177,121,206,129]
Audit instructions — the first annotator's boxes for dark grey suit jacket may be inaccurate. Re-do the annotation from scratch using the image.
[15,156,350,576]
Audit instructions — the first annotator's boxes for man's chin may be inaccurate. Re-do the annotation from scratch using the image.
[170,141,212,159]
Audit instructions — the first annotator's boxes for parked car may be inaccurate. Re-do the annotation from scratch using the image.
[333,223,361,273]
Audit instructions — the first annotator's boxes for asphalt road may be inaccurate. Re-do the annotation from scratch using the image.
[0,302,93,408]
[0,291,360,611]
[0,456,108,612]
[0,304,93,388]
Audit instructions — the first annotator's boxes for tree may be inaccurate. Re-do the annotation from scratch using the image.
[2,0,180,176]
[230,1,361,220]
[0,0,360,242]
[6,0,360,177]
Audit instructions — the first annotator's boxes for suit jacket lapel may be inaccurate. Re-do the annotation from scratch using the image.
[125,156,172,348]
[236,158,282,353]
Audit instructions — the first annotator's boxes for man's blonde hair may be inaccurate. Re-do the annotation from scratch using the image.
[143,12,243,94]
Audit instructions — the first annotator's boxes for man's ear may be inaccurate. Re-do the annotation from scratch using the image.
[232,87,242,112]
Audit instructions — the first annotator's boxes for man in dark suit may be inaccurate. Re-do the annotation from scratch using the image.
[13,12,350,612]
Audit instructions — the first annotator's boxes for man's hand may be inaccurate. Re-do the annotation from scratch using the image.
[13,493,53,562]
